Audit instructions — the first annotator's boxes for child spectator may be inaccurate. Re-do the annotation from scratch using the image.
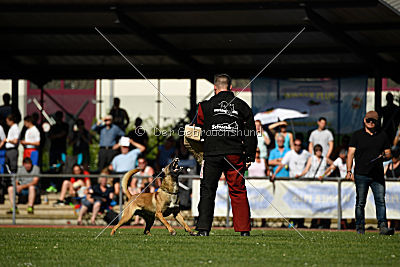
[20,115,40,166]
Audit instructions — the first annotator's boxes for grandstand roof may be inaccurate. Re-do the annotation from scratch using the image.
[1,0,400,81]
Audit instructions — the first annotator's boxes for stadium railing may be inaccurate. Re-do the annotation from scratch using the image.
[0,174,398,229]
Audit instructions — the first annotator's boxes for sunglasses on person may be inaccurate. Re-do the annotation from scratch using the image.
[366,118,377,124]
[294,143,302,146]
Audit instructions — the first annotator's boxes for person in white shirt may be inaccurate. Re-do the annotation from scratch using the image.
[308,117,334,163]
[322,149,354,179]
[271,138,310,180]
[0,114,20,173]
[248,148,267,177]
[20,115,40,166]
[297,144,327,178]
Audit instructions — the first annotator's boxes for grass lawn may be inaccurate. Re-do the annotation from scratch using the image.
[0,227,399,266]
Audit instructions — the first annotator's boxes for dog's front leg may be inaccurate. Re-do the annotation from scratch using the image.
[174,212,195,235]
[155,212,176,236]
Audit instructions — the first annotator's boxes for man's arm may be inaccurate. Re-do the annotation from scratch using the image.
[243,106,257,163]
[297,157,312,178]
[19,177,39,190]
[130,139,145,152]
[268,158,282,166]
[271,164,284,181]
[346,147,356,180]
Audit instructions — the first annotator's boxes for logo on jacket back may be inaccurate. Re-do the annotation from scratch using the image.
[212,122,238,132]
[214,101,238,117]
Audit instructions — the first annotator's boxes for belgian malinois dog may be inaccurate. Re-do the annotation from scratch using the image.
[110,158,194,236]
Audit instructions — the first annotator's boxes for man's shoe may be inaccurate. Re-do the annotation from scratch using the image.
[27,206,34,214]
[240,231,250,236]
[46,186,57,193]
[356,225,365,234]
[6,208,19,214]
[196,230,209,236]
[379,223,395,235]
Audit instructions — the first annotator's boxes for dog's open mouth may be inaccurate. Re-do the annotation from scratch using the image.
[170,158,182,174]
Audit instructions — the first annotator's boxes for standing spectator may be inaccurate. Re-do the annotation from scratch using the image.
[91,115,125,172]
[0,93,12,131]
[248,148,266,177]
[7,158,39,214]
[308,117,334,163]
[109,97,130,131]
[255,120,270,168]
[20,115,40,166]
[271,138,310,180]
[48,111,69,166]
[2,114,20,173]
[194,73,257,237]
[77,176,114,225]
[380,93,400,144]
[346,110,394,235]
[109,137,145,196]
[31,112,46,169]
[297,144,327,178]
[54,164,91,206]
[70,119,91,170]
[128,117,149,149]
[268,135,290,178]
[156,136,176,172]
[0,124,6,203]
[269,121,294,150]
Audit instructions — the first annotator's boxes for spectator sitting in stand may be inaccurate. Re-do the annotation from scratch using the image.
[268,135,290,178]
[109,97,130,131]
[323,149,354,179]
[20,115,40,166]
[269,121,294,150]
[128,156,154,195]
[385,149,400,178]
[109,137,145,196]
[297,144,327,179]
[77,175,114,225]
[7,158,40,214]
[54,164,91,206]
[91,115,125,172]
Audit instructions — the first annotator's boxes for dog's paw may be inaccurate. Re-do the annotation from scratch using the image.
[189,231,196,236]
[170,230,177,236]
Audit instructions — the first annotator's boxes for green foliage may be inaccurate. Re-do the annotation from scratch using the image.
[0,228,399,266]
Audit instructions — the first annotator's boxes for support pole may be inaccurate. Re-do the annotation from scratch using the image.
[337,178,342,230]
[190,78,197,120]
[374,75,382,112]
[12,174,17,225]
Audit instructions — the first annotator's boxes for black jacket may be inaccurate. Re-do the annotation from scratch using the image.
[196,91,257,162]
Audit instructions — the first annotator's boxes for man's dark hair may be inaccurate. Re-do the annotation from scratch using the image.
[23,157,32,164]
[6,114,15,122]
[24,115,34,124]
[318,117,327,122]
[2,93,10,105]
[113,97,120,107]
[386,93,394,103]
[135,117,143,127]
[214,74,232,90]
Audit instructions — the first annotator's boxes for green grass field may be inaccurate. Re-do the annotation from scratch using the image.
[0,227,399,266]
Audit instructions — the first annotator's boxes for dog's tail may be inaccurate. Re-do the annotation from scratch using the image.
[121,168,141,198]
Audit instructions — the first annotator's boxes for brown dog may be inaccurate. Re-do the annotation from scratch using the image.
[110,158,194,236]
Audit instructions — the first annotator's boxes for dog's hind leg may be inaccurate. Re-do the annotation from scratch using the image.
[110,206,137,236]
[174,212,195,235]
[155,212,176,236]
[143,214,155,236]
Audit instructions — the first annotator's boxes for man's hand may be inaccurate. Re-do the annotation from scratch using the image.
[295,174,300,179]
[245,162,251,169]
[345,171,354,181]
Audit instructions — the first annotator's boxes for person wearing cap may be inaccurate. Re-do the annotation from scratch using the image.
[346,110,394,235]
[108,136,145,195]
[91,115,125,172]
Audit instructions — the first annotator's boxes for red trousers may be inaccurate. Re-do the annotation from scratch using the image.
[196,154,251,232]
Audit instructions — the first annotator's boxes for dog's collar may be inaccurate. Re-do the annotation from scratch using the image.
[159,187,179,195]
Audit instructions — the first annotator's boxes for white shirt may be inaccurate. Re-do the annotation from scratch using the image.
[333,157,355,178]
[248,160,266,177]
[0,125,5,142]
[6,124,20,149]
[309,129,334,157]
[306,155,327,178]
[25,126,40,149]
[282,149,311,177]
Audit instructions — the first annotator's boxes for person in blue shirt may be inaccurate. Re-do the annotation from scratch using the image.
[268,135,290,177]
[109,137,145,195]
[91,115,125,172]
